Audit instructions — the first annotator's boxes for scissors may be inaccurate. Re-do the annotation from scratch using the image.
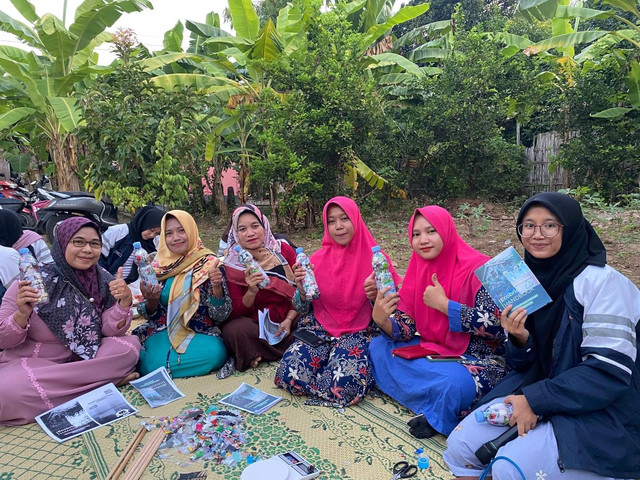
[390,460,418,479]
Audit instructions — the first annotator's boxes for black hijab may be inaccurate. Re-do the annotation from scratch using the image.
[516,192,606,385]
[127,206,164,252]
[0,210,23,247]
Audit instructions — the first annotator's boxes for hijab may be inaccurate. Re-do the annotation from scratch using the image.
[154,210,218,353]
[223,204,296,295]
[128,206,164,252]
[38,217,116,360]
[516,192,606,384]
[0,210,23,247]
[311,196,401,337]
[398,206,490,355]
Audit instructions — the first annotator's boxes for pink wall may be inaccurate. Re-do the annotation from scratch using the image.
[202,166,239,196]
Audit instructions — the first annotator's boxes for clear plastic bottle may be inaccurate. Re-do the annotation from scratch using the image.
[295,247,320,300]
[235,245,270,288]
[132,241,159,286]
[18,248,49,305]
[414,447,430,471]
[474,402,513,426]
[371,246,396,297]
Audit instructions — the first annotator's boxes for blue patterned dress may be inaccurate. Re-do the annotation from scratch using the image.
[368,287,508,434]
[275,291,378,407]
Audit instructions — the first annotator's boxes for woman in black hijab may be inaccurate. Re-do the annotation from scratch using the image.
[0,210,52,264]
[99,206,164,284]
[444,192,640,480]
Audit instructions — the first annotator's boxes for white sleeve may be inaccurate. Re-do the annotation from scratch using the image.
[101,224,128,256]
[32,238,53,265]
[576,265,640,372]
[0,246,20,287]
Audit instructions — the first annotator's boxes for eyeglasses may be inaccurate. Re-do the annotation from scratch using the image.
[70,238,103,249]
[517,223,563,238]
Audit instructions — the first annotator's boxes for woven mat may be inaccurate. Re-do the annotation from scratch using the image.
[0,363,450,479]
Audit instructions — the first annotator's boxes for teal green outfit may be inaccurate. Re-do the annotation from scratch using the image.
[134,277,231,378]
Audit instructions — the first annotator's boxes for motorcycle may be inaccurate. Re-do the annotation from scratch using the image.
[36,191,119,242]
[0,174,36,228]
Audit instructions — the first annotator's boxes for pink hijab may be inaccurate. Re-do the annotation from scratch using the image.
[311,197,401,337]
[398,206,489,355]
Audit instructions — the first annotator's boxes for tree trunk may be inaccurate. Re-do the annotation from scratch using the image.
[49,133,80,191]
[270,182,282,230]
[239,153,250,204]
[212,162,228,217]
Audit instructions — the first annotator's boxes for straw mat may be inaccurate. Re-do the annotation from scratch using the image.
[0,363,449,479]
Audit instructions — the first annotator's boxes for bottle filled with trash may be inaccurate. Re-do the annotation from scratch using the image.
[371,246,396,297]
[235,245,270,288]
[18,248,49,305]
[474,402,513,426]
[132,241,159,286]
[295,247,320,300]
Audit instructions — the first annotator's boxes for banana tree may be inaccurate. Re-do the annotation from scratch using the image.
[0,0,152,190]
[509,0,640,118]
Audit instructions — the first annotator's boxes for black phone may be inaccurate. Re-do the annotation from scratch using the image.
[293,329,327,348]
[426,354,466,362]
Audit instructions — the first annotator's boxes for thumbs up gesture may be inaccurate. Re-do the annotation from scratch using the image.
[109,267,132,307]
[423,273,449,314]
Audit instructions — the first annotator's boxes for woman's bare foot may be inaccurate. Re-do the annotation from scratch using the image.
[116,372,140,386]
[250,356,262,368]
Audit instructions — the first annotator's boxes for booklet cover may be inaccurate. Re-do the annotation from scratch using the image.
[129,366,185,408]
[218,382,282,414]
[474,246,552,314]
[258,308,286,345]
[35,383,138,442]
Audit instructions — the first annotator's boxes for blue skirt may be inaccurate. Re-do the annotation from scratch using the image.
[368,335,476,435]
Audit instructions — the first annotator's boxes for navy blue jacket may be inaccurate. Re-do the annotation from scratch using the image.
[482,265,640,478]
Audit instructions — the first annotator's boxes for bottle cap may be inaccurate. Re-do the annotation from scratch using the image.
[19,248,29,254]
[475,410,486,422]
[133,241,141,249]
[234,245,241,252]
[417,457,430,469]
[295,247,304,254]
[371,246,380,253]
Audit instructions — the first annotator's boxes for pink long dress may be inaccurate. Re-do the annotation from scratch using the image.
[0,282,141,426]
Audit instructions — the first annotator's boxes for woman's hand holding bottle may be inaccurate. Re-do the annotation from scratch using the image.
[372,286,399,336]
[243,268,264,307]
[292,262,308,302]
[14,281,40,328]
[140,278,162,313]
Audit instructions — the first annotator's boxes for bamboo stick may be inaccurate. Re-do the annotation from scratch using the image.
[121,427,166,480]
[105,426,147,480]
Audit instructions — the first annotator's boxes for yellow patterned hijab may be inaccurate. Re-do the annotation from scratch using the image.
[154,210,217,353]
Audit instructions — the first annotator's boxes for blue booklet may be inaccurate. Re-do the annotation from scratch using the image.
[474,246,551,314]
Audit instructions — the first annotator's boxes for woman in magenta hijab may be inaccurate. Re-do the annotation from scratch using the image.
[275,197,401,407]
[368,206,508,438]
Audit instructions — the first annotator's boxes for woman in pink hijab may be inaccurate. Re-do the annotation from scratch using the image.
[275,197,401,407]
[368,206,508,438]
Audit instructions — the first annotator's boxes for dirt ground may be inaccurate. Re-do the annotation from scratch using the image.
[197,199,640,287]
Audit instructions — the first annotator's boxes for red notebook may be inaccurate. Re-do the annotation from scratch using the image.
[391,344,438,360]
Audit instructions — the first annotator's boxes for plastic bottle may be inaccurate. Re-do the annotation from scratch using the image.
[18,248,49,305]
[132,241,159,286]
[371,246,396,297]
[295,247,320,300]
[414,447,430,471]
[235,245,270,288]
[474,402,513,426]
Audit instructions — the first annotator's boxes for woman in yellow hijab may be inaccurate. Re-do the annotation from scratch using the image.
[135,210,229,378]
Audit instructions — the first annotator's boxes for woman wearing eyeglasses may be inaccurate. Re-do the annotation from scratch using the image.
[444,192,640,480]
[0,217,141,425]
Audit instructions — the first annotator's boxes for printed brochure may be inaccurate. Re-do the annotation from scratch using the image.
[474,246,551,314]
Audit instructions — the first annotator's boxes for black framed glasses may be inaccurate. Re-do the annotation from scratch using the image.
[70,238,103,249]
[517,223,563,238]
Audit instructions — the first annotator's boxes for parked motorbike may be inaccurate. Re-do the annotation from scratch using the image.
[0,174,36,228]
[36,192,119,242]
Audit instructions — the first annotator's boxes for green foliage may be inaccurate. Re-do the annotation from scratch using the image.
[553,58,640,202]
[393,29,531,200]
[79,63,210,210]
